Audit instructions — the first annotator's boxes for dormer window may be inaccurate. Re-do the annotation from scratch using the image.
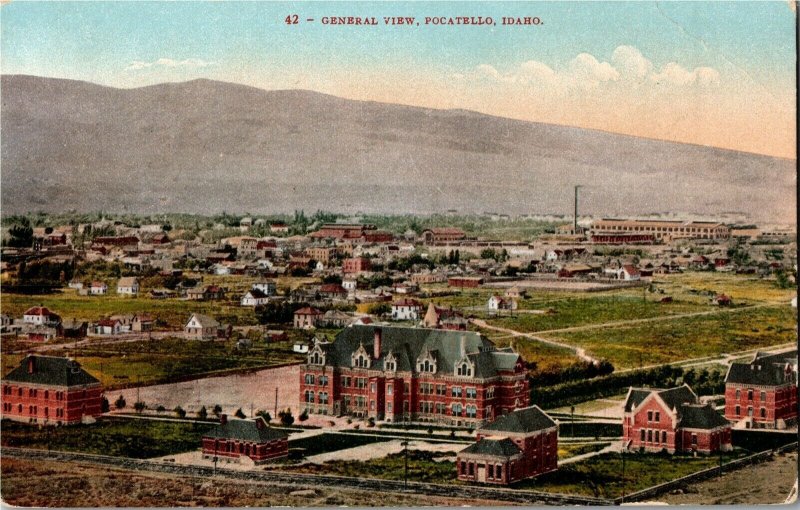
[384,352,397,372]
[456,362,472,377]
[351,344,371,369]
[308,349,325,366]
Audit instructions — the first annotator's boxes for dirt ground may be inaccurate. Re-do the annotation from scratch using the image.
[0,457,509,507]
[647,452,798,505]
[111,364,300,417]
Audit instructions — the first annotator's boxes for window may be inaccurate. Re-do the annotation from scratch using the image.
[419,359,435,373]
[385,360,396,371]
[370,400,375,410]
[466,405,477,418]
[319,376,328,386]
[436,384,446,396]
[468,463,474,476]
[486,386,495,399]
[356,378,367,389]
[654,411,660,422]
[304,374,315,385]
[354,354,369,369]
[735,389,741,399]
[305,390,315,403]
[495,465,502,480]
[662,431,667,443]
[342,376,351,387]
[309,351,323,365]
[466,387,477,399]
[318,392,328,404]
[748,389,753,400]
[647,430,652,442]
[691,434,698,446]
[748,407,753,417]
[44,390,49,400]
[760,407,766,418]
[387,384,393,395]
[457,362,472,377]
[370,383,376,394]
[760,391,766,402]
[451,386,463,398]
[387,402,392,412]
[647,411,653,421]
[452,403,463,416]
[735,405,740,416]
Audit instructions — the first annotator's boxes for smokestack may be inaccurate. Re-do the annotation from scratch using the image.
[573,185,581,234]
[220,414,227,425]
[374,328,382,359]
[27,356,35,374]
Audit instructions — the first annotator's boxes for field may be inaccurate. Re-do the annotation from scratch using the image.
[517,450,750,499]
[288,433,391,457]
[550,305,796,369]
[0,457,491,507]
[0,417,214,458]
[2,337,304,389]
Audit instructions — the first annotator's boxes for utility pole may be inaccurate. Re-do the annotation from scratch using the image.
[274,387,278,418]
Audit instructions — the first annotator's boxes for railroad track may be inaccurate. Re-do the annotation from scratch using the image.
[1,446,612,506]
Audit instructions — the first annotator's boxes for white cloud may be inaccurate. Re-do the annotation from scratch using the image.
[651,62,720,86]
[125,58,216,71]
[611,45,653,80]
[471,45,719,91]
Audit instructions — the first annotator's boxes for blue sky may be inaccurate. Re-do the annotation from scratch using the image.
[1,1,796,156]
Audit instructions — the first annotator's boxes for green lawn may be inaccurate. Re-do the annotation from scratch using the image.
[0,417,214,458]
[288,433,391,457]
[518,450,749,499]
[549,305,796,369]
[282,449,458,483]
[558,442,612,460]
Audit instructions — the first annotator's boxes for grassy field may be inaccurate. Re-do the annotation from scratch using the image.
[558,442,612,460]
[472,325,581,372]
[549,305,796,369]
[281,449,458,484]
[652,272,797,306]
[288,433,391,458]
[0,417,214,458]
[1,337,304,388]
[518,450,750,498]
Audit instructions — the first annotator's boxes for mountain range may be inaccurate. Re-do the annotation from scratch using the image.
[1,74,795,223]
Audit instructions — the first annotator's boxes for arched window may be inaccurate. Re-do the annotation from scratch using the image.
[457,362,472,377]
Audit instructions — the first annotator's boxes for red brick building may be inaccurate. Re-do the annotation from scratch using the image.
[422,228,466,245]
[448,276,484,288]
[724,350,798,429]
[1,355,103,425]
[201,415,288,464]
[623,385,732,454]
[457,405,557,485]
[342,257,371,274]
[300,325,530,427]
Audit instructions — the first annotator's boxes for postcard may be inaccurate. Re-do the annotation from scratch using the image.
[0,1,797,507]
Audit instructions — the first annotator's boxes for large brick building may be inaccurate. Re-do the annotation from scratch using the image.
[457,405,558,485]
[201,415,288,464]
[623,385,732,454]
[1,355,103,425]
[299,325,530,427]
[591,219,730,241]
[724,350,798,429]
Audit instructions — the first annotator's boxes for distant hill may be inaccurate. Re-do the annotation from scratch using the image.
[1,74,795,222]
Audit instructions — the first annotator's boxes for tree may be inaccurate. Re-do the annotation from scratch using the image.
[101,396,110,413]
[212,404,223,417]
[278,408,295,426]
[197,406,208,420]
[368,302,391,316]
[7,219,33,248]
[174,406,186,419]
[234,408,246,419]
[256,410,272,422]
[156,405,166,414]
[133,401,146,414]
[114,395,126,410]
[299,409,309,422]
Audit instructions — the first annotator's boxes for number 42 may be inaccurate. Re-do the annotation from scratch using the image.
[285,14,299,25]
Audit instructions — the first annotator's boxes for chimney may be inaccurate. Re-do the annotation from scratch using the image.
[27,357,35,374]
[220,414,227,425]
[374,328,382,359]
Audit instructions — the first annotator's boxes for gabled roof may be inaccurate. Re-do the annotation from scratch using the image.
[187,313,219,328]
[624,385,697,413]
[245,288,268,299]
[3,355,100,387]
[24,306,53,317]
[725,350,797,386]
[479,405,556,434]
[392,298,422,307]
[203,417,288,443]
[678,404,730,430]
[117,277,138,286]
[459,437,522,458]
[295,307,323,316]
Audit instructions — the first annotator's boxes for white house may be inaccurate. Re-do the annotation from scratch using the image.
[241,289,270,307]
[252,281,277,296]
[68,279,84,290]
[293,341,310,354]
[90,281,108,295]
[94,319,122,335]
[488,295,516,312]
[117,277,140,296]
[391,299,423,321]
[619,264,641,281]
[23,306,59,326]
[342,278,358,293]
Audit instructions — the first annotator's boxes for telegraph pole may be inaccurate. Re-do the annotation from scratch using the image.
[574,185,583,234]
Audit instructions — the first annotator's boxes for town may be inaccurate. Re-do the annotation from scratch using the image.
[1,209,797,506]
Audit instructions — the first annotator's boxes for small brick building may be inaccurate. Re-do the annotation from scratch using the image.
[457,405,558,485]
[201,416,288,464]
[724,350,798,429]
[623,385,732,454]
[1,355,103,425]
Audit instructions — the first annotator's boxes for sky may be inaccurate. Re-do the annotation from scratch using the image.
[1,1,796,158]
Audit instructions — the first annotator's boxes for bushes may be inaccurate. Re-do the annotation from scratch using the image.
[114,395,126,410]
[278,409,295,426]
[529,359,615,387]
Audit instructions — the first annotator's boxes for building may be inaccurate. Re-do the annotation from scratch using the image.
[591,219,731,241]
[116,277,140,296]
[457,406,558,485]
[131,314,154,333]
[318,283,348,300]
[391,299,423,321]
[306,246,337,264]
[299,325,530,427]
[94,318,123,335]
[487,296,516,313]
[201,415,288,464]
[1,355,103,425]
[724,350,798,429]
[185,313,223,341]
[321,310,355,328]
[23,306,61,327]
[252,281,277,296]
[90,281,108,295]
[60,319,88,339]
[422,303,468,331]
[241,289,270,307]
[343,257,372,275]
[422,228,466,245]
[448,276,484,288]
[622,385,732,454]
[294,307,323,329]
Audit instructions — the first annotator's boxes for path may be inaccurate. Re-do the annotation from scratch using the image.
[470,318,598,364]
[8,331,176,354]
[558,440,621,466]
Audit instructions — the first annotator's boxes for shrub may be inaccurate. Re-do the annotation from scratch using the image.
[299,409,309,422]
[174,406,186,419]
[114,395,126,410]
[133,401,146,414]
[212,404,222,417]
[256,410,272,422]
[234,408,246,419]
[100,396,110,413]
[197,406,208,420]
[278,408,295,426]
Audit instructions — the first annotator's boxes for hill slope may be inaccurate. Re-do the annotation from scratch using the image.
[1,75,795,222]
